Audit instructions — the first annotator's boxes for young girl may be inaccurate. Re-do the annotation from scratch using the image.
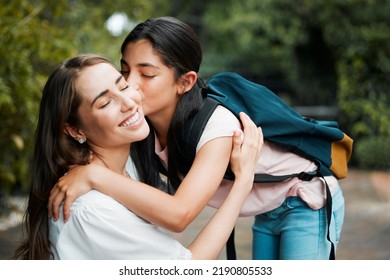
[48,17,345,260]
[13,54,262,260]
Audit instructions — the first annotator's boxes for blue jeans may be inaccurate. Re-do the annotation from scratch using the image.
[252,187,345,260]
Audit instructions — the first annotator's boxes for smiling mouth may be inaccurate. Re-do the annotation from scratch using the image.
[119,112,140,127]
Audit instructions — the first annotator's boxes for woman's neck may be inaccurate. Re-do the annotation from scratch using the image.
[93,146,130,176]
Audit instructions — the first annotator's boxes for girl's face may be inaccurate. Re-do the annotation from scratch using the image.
[120,39,182,121]
[74,62,149,149]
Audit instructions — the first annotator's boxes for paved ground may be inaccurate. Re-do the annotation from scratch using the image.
[1,169,389,260]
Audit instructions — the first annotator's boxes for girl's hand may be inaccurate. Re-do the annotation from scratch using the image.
[230,112,263,185]
[48,163,98,222]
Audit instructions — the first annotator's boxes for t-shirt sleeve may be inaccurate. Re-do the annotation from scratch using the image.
[196,106,241,153]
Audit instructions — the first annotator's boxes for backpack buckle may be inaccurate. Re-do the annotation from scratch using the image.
[297,171,318,181]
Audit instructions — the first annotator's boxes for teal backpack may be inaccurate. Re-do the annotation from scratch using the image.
[182,72,353,181]
[179,72,353,260]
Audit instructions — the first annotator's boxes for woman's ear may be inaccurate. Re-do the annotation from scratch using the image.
[177,71,198,95]
[63,123,86,144]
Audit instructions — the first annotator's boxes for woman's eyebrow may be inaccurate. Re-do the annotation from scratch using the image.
[90,75,123,107]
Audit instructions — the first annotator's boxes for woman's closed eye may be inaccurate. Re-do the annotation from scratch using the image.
[97,82,128,109]
[99,97,114,109]
[120,85,129,91]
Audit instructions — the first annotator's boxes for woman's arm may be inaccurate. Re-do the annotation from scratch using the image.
[49,113,250,232]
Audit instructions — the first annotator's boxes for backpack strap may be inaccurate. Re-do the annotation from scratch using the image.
[322,174,336,260]
[256,170,319,182]
[226,228,237,260]
[223,169,320,183]
[182,97,220,162]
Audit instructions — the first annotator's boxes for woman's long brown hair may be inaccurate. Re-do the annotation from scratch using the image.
[13,54,111,259]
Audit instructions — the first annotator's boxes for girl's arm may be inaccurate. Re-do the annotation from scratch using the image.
[189,120,262,259]
[49,113,253,232]
[49,137,231,230]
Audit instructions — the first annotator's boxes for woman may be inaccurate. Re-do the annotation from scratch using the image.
[13,54,262,260]
[48,17,345,260]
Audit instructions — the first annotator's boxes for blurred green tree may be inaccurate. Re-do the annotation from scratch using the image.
[201,0,390,140]
[0,0,75,195]
[0,0,170,204]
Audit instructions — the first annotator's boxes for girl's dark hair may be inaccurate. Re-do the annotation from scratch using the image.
[13,54,112,259]
[121,17,205,191]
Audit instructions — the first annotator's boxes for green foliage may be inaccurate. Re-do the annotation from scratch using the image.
[0,0,76,193]
[201,0,390,154]
[355,136,390,171]
[202,0,294,79]
[203,0,388,101]
[334,0,390,139]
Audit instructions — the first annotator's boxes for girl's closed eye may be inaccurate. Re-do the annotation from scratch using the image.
[138,64,159,78]
[142,74,154,78]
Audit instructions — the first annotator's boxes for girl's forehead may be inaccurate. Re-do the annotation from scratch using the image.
[124,40,163,63]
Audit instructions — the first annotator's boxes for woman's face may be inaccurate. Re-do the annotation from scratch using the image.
[75,62,149,149]
[120,39,181,121]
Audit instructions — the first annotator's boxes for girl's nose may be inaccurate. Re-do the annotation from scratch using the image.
[125,73,140,91]
[129,81,140,92]
[120,88,138,112]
